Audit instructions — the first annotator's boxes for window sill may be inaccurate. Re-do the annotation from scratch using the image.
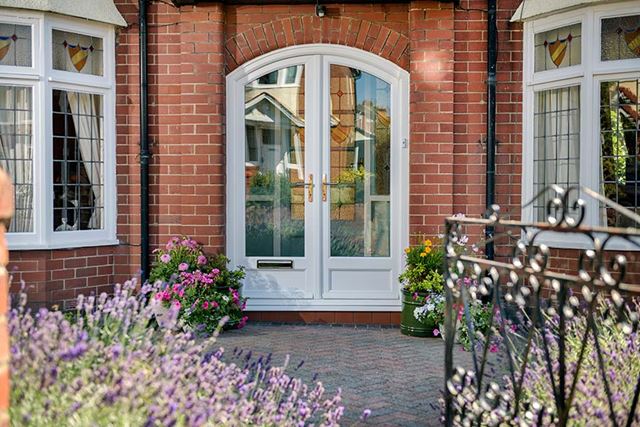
[7,238,120,251]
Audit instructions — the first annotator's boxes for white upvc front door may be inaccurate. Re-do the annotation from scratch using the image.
[226,45,409,311]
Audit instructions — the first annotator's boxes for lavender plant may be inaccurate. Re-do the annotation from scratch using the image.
[510,299,640,425]
[10,280,344,426]
[446,297,640,425]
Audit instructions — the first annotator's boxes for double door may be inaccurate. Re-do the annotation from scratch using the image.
[227,48,408,310]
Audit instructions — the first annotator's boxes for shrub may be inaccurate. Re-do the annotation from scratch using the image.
[150,236,247,333]
[10,281,345,426]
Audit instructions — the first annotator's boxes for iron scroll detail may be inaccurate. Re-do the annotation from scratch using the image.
[443,186,640,426]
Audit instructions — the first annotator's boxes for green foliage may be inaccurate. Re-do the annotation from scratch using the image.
[209,253,245,290]
[401,269,444,294]
[399,238,445,294]
[334,166,368,184]
[456,301,493,351]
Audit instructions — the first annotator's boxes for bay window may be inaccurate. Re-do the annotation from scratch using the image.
[522,1,640,246]
[0,10,116,249]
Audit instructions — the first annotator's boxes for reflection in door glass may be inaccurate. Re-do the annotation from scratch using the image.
[329,65,390,257]
[244,65,305,257]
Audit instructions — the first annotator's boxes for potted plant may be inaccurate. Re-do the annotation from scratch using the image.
[399,238,444,337]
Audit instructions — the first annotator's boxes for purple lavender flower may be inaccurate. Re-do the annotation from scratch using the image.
[361,408,372,420]
[10,280,344,426]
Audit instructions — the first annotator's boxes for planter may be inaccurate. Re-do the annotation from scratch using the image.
[400,288,437,337]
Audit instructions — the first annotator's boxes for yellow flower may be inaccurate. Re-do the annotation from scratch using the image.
[420,252,427,257]
[424,247,432,254]
[404,247,411,254]
[424,239,432,246]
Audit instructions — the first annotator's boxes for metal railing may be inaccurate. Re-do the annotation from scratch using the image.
[443,186,640,426]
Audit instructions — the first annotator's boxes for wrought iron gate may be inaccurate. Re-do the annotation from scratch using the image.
[443,186,640,426]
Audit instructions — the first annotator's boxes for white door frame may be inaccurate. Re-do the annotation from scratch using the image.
[226,44,409,311]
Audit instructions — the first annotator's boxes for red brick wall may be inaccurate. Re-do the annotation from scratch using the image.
[10,248,118,310]
[448,0,523,243]
[223,4,410,72]
[409,1,455,235]
[11,1,638,308]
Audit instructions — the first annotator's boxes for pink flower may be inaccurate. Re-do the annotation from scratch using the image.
[238,316,249,329]
[212,268,220,275]
[172,300,181,309]
[412,292,419,301]
[489,342,499,353]
[211,301,219,309]
[433,328,440,336]
[178,262,189,272]
[160,254,171,264]
[203,301,209,309]
[197,255,207,265]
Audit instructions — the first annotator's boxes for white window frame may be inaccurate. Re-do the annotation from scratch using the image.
[522,0,640,250]
[0,9,117,250]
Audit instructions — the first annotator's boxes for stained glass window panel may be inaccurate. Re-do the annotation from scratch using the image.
[534,23,581,72]
[0,23,31,67]
[52,30,103,76]
[601,15,640,61]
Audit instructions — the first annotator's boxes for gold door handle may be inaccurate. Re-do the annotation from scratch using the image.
[322,174,327,201]
[307,174,313,203]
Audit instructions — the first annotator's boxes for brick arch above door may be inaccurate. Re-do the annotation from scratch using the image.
[224,17,410,73]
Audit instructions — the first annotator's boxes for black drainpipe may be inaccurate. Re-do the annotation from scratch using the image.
[139,0,151,282]
[485,0,497,260]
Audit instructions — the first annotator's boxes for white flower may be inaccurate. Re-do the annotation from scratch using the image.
[413,305,429,321]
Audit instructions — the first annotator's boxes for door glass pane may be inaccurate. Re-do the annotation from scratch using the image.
[245,65,305,256]
[329,65,390,257]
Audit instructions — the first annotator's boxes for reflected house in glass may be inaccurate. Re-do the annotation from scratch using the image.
[2,0,640,320]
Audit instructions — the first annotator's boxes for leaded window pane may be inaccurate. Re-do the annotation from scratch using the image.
[52,29,103,76]
[600,79,640,227]
[601,14,640,62]
[534,23,581,72]
[0,23,32,67]
[533,86,580,221]
[0,85,32,232]
[52,89,104,231]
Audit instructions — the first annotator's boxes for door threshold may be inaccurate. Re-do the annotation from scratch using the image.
[246,311,401,325]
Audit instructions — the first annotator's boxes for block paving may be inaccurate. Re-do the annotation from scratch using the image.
[218,322,473,426]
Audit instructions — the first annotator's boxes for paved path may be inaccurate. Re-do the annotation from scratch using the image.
[217,323,473,426]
